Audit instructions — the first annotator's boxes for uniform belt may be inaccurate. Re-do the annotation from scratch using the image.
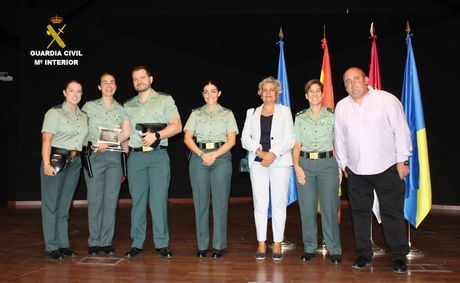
[51,147,80,157]
[197,142,224,150]
[129,146,167,152]
[300,151,333,160]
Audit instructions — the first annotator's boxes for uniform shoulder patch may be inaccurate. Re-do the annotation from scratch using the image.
[52,104,63,109]
[157,91,170,96]
[123,96,137,105]
[296,109,307,116]
[327,107,334,113]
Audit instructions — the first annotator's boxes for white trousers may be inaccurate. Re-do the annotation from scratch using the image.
[249,162,291,243]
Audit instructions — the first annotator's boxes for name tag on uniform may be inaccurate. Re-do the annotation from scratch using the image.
[309,152,319,159]
[205,142,215,149]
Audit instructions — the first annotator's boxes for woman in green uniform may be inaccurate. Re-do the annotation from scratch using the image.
[184,81,239,259]
[82,73,130,256]
[40,80,88,260]
[293,79,342,264]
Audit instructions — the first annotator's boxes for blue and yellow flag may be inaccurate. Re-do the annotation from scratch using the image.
[276,32,297,208]
[401,34,432,228]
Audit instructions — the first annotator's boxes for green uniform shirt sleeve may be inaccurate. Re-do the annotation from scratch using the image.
[164,95,180,122]
[183,111,197,132]
[226,111,239,134]
[42,108,59,134]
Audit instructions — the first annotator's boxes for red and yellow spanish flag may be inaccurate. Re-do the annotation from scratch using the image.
[320,37,334,109]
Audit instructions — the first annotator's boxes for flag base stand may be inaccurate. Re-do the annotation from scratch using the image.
[268,239,296,251]
[407,223,424,258]
[315,240,328,255]
[371,240,386,255]
[407,246,425,258]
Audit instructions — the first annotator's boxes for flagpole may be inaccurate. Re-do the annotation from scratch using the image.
[368,21,385,255]
[407,221,424,258]
[272,26,295,252]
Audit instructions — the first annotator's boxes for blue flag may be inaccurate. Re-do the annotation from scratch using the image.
[401,35,432,228]
[268,37,297,218]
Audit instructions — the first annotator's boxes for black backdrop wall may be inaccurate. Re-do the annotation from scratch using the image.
[1,1,459,205]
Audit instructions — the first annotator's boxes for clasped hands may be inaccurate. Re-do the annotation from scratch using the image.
[256,149,276,167]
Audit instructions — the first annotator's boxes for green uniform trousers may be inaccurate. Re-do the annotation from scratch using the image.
[189,151,232,251]
[40,158,81,252]
[84,151,122,247]
[296,156,342,255]
[127,148,170,249]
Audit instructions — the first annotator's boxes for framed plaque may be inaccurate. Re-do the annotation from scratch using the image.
[95,127,123,151]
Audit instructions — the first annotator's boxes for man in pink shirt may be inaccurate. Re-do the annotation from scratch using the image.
[334,67,412,273]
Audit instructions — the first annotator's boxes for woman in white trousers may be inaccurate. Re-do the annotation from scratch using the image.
[241,76,295,261]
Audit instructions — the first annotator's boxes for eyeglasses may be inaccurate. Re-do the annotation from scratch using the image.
[307,90,322,94]
[261,89,277,94]
[203,89,218,95]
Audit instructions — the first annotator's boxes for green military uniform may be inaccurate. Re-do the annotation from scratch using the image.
[184,104,238,251]
[82,98,129,248]
[40,102,88,252]
[124,89,180,249]
[294,107,341,256]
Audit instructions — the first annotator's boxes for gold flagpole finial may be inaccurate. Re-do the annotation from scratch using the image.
[405,20,411,36]
[370,22,375,37]
[279,27,284,39]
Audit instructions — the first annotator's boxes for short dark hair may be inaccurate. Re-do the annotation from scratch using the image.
[204,81,221,91]
[131,65,151,77]
[99,72,116,83]
[63,79,82,91]
[304,79,323,93]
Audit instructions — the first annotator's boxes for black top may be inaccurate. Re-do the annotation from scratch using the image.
[255,114,273,162]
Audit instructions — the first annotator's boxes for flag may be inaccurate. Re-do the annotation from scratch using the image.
[320,36,334,109]
[269,30,297,218]
[401,33,432,228]
[318,34,342,221]
[367,23,383,224]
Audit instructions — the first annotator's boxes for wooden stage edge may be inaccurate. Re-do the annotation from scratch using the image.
[8,198,460,211]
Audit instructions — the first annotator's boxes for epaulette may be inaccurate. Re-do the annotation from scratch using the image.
[52,104,63,109]
[157,91,170,96]
[327,107,334,113]
[296,109,307,116]
[221,106,230,112]
[123,96,137,105]
[191,107,200,112]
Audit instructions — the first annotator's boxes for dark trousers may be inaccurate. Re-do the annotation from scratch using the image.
[346,164,409,261]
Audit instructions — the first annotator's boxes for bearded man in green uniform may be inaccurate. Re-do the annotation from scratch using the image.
[123,66,182,259]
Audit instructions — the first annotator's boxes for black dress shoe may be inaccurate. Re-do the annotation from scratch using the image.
[212,249,223,259]
[196,250,208,258]
[393,259,407,273]
[330,254,342,264]
[59,248,77,257]
[300,253,315,261]
[352,256,371,269]
[46,250,64,260]
[101,246,115,255]
[88,246,100,255]
[125,247,143,259]
[155,247,173,259]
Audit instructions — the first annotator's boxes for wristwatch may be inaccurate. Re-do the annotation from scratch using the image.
[154,132,161,140]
